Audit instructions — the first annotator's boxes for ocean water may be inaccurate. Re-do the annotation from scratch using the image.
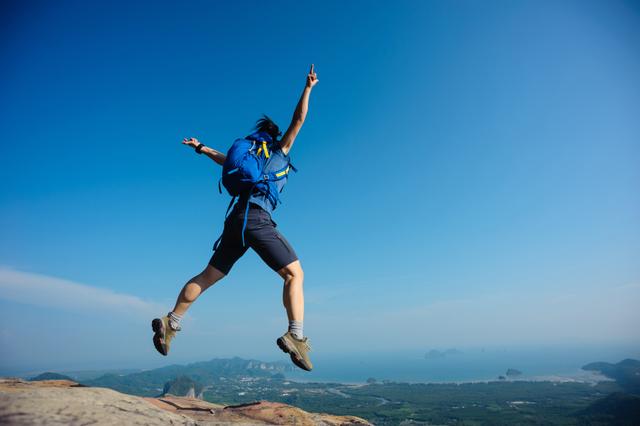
[283,344,640,384]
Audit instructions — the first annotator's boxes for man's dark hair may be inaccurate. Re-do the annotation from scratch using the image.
[255,115,281,140]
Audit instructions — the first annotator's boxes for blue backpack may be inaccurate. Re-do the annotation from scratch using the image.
[215,131,296,247]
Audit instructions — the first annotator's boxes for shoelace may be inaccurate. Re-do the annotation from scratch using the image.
[168,320,182,332]
[302,338,312,351]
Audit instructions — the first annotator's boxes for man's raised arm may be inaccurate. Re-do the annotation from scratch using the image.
[182,137,226,166]
[279,64,319,155]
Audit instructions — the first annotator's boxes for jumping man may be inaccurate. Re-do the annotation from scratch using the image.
[152,65,319,371]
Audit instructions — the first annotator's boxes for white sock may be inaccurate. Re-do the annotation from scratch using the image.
[168,312,182,331]
[288,320,303,339]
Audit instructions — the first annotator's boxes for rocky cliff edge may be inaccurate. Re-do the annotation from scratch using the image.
[0,378,372,426]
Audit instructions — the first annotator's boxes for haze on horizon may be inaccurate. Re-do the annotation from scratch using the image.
[1,0,639,374]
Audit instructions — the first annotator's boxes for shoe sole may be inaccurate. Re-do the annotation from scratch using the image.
[151,318,168,356]
[276,336,311,371]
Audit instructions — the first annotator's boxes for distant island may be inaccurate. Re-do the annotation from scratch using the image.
[497,368,523,381]
[424,348,462,360]
[506,368,522,377]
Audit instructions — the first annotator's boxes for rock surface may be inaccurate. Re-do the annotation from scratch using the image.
[0,378,372,425]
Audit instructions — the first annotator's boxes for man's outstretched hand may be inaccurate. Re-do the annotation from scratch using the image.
[182,137,200,148]
[306,64,319,89]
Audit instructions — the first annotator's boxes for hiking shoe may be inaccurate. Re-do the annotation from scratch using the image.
[276,331,313,371]
[151,316,179,356]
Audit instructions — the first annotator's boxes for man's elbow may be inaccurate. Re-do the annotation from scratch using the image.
[291,116,304,127]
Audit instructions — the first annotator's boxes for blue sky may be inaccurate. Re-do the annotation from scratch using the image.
[1,0,639,375]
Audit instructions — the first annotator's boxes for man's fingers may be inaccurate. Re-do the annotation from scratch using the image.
[310,64,314,74]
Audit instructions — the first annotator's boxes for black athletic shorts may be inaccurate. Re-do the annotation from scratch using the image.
[209,203,298,275]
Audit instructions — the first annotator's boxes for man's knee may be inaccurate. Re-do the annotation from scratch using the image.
[200,264,226,285]
[278,260,304,282]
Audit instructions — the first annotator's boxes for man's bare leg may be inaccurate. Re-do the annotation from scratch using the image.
[172,264,226,316]
[152,264,225,356]
[278,260,304,323]
[276,260,312,371]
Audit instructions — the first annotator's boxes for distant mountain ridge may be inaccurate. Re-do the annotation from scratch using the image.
[83,356,294,397]
[29,372,74,382]
[582,358,640,394]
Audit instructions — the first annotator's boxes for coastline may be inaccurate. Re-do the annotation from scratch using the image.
[283,369,612,386]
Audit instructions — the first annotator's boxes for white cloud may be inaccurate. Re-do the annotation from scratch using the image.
[0,266,164,318]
